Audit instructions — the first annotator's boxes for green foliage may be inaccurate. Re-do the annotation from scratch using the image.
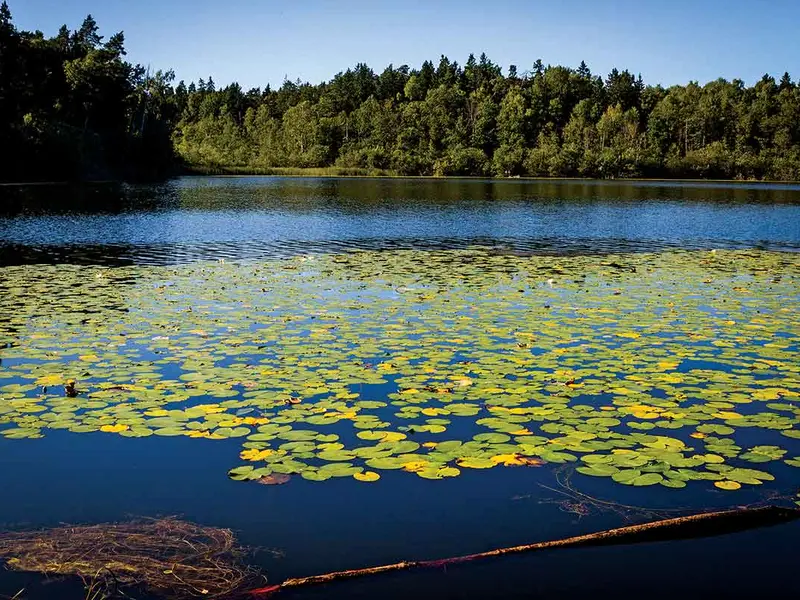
[172,56,800,180]
[434,146,489,176]
[6,5,800,181]
[0,7,177,181]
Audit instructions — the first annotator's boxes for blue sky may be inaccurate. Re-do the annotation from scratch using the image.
[10,0,800,90]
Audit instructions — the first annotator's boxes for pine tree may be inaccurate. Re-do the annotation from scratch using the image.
[105,32,126,57]
[0,1,12,29]
[55,25,71,51]
[75,14,102,48]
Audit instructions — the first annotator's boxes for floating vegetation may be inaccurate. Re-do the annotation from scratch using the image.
[0,518,264,599]
[0,248,798,491]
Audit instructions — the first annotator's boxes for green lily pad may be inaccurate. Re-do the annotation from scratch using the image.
[577,464,619,477]
[631,473,664,486]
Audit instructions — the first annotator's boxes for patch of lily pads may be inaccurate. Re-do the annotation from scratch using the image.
[0,248,798,492]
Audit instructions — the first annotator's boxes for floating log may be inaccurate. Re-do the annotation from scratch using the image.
[248,505,800,596]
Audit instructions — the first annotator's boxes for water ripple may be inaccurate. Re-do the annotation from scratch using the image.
[1,237,797,267]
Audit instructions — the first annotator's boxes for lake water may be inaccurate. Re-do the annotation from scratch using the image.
[0,177,799,600]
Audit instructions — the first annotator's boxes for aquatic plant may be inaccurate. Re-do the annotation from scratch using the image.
[0,249,798,491]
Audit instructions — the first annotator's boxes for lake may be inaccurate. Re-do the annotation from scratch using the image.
[0,177,799,600]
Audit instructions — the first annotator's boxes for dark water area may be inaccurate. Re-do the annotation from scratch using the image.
[1,177,799,600]
[2,433,799,600]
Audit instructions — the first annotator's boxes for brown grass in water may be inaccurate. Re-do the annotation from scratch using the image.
[0,517,265,599]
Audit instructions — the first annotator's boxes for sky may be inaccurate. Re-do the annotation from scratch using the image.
[9,0,800,90]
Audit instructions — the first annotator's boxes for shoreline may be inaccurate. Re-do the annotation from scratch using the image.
[4,171,800,187]
[182,165,800,185]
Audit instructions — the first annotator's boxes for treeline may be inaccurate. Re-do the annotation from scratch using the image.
[0,4,177,182]
[5,6,800,182]
[175,58,800,180]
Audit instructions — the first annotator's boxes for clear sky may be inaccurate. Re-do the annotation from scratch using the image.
[9,0,800,90]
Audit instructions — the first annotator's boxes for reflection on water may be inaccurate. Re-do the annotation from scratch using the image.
[1,177,799,266]
[5,177,800,214]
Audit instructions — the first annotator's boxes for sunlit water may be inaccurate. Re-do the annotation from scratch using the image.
[0,177,799,600]
[1,177,799,266]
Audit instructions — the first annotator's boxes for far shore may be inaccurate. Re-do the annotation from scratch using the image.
[187,167,800,185]
[3,168,800,187]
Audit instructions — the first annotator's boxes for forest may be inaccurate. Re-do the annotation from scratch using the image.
[4,6,800,182]
[0,5,176,182]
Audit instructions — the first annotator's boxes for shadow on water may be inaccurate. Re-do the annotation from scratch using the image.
[0,237,797,268]
[3,177,800,215]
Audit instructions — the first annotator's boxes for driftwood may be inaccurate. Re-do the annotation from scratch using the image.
[248,505,800,596]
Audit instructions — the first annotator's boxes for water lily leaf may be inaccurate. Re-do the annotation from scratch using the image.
[214,427,250,438]
[241,448,275,461]
[456,457,496,469]
[473,433,511,444]
[356,431,387,441]
[660,478,687,488]
[696,424,735,435]
[490,454,532,467]
[714,480,742,490]
[435,441,463,453]
[228,466,254,481]
[582,455,614,464]
[724,468,775,484]
[321,464,363,477]
[699,454,726,464]
[317,449,356,462]
[120,427,154,438]
[740,445,787,462]
[632,473,663,486]
[99,424,129,433]
[612,469,641,484]
[1,427,42,439]
[379,440,420,454]
[437,466,460,478]
[365,457,405,470]
[153,427,185,437]
[301,470,332,481]
[537,450,577,463]
[577,464,619,477]
[278,429,319,441]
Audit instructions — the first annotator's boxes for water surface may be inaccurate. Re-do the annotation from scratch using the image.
[1,177,799,265]
[0,178,799,600]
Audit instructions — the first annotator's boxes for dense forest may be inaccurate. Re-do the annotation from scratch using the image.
[0,5,176,181]
[4,6,800,181]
